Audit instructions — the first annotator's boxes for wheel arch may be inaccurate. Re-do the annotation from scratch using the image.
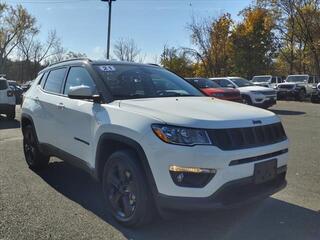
[95,133,159,196]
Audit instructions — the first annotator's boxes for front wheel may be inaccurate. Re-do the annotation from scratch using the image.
[23,125,49,170]
[102,150,155,227]
[296,89,306,101]
[242,95,252,105]
[6,106,15,120]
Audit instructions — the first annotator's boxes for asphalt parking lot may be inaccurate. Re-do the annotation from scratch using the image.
[0,101,319,240]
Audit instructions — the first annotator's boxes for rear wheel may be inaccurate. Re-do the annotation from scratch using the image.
[23,125,49,170]
[102,150,155,227]
[311,95,320,103]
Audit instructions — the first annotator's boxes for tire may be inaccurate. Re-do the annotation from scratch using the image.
[23,125,50,170]
[102,149,155,227]
[296,89,306,101]
[311,95,320,103]
[242,95,252,105]
[6,109,15,120]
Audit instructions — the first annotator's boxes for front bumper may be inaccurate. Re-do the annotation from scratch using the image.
[253,98,276,108]
[277,89,299,99]
[156,166,287,211]
[144,131,289,199]
[251,95,277,107]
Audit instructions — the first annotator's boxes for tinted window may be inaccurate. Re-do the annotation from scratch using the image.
[64,67,96,95]
[95,64,202,100]
[44,68,66,93]
[230,78,253,87]
[0,80,8,90]
[308,76,314,84]
[271,77,277,83]
[187,78,220,89]
[39,72,48,88]
[214,79,233,88]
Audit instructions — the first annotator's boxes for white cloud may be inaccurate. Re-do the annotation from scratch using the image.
[89,46,105,60]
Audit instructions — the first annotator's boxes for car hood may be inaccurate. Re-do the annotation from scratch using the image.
[278,82,299,86]
[118,97,278,128]
[237,86,272,92]
[252,82,269,85]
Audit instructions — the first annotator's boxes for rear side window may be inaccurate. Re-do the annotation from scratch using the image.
[215,79,232,88]
[44,68,67,94]
[0,80,8,90]
[63,67,96,95]
[271,77,277,83]
[38,72,48,88]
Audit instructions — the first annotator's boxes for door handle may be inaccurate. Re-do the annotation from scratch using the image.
[34,97,39,102]
[57,103,65,110]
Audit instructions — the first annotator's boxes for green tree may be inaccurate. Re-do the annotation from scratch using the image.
[160,45,194,77]
[230,7,276,78]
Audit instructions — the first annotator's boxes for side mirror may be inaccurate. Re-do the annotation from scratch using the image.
[68,85,101,103]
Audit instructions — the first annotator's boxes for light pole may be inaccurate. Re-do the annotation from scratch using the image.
[101,0,116,59]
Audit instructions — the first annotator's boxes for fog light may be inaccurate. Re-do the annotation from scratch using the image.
[169,165,216,188]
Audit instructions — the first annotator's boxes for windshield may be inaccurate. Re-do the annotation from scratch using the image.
[286,75,308,82]
[230,78,253,87]
[95,64,203,100]
[187,78,220,89]
[252,76,271,82]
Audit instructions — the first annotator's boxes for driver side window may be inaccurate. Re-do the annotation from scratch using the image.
[64,67,96,95]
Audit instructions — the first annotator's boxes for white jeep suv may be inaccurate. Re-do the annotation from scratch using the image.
[277,75,318,101]
[211,77,277,108]
[21,59,289,227]
[0,75,16,119]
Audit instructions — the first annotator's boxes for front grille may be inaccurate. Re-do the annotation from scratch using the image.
[278,84,294,90]
[260,90,276,95]
[207,122,287,150]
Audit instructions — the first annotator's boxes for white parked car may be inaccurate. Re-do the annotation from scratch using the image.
[21,59,289,227]
[211,77,277,108]
[0,75,16,119]
[277,75,319,101]
[251,75,284,89]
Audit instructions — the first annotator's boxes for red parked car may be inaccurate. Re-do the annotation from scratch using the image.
[185,77,242,102]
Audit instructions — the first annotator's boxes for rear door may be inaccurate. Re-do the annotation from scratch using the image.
[307,76,315,94]
[33,68,67,146]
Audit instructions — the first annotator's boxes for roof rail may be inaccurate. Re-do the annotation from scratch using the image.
[148,63,161,67]
[48,57,92,67]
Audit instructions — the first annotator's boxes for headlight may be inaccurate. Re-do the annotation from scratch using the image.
[151,124,212,146]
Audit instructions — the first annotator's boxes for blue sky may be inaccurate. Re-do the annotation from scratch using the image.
[6,0,252,62]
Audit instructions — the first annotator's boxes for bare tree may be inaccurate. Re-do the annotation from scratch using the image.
[19,30,63,78]
[112,38,141,62]
[0,3,37,71]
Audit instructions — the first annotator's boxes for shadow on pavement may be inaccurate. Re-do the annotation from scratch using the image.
[0,115,20,129]
[271,109,306,116]
[36,161,320,240]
